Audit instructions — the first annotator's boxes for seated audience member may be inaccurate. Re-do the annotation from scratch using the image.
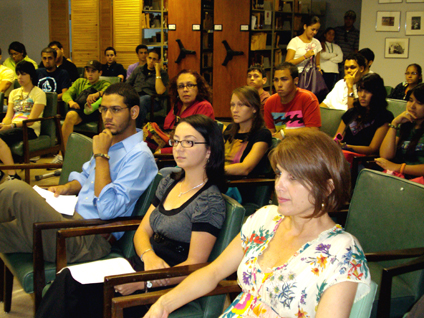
[224,86,272,176]
[3,42,38,77]
[51,60,110,164]
[334,73,393,155]
[35,115,226,318]
[36,47,70,101]
[389,64,422,101]
[0,47,14,100]
[320,27,343,91]
[126,44,148,80]
[320,53,366,110]
[285,16,322,74]
[358,48,374,75]
[246,65,270,111]
[376,83,424,178]
[0,61,45,180]
[144,130,371,318]
[127,49,169,128]
[264,62,321,139]
[40,41,79,83]
[0,83,157,263]
[102,47,126,82]
[157,70,214,154]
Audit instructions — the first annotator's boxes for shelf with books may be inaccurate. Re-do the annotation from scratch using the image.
[141,0,168,59]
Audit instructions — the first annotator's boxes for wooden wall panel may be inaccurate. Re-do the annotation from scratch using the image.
[213,0,250,118]
[168,0,202,79]
[71,0,100,66]
[99,0,113,64]
[49,0,70,57]
[113,0,142,69]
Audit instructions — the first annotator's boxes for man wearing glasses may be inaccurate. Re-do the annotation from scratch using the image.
[0,83,158,263]
[127,49,169,128]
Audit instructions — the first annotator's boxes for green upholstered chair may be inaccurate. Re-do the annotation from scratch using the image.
[345,169,424,318]
[387,98,407,118]
[145,94,170,126]
[3,92,64,183]
[385,86,394,97]
[0,92,5,114]
[320,106,345,137]
[77,67,85,78]
[62,101,102,137]
[102,194,245,318]
[100,76,121,84]
[13,79,20,89]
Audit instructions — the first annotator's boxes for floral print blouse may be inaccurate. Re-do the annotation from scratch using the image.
[221,205,371,318]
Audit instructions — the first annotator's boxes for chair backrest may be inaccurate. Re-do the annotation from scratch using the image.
[77,67,85,78]
[320,106,345,137]
[387,98,407,118]
[100,76,121,84]
[59,133,93,184]
[13,79,20,89]
[385,86,394,97]
[40,92,58,146]
[0,92,4,111]
[113,173,163,258]
[195,194,245,318]
[349,280,378,318]
[345,169,424,298]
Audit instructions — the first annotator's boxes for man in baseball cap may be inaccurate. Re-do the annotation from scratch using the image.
[50,60,110,164]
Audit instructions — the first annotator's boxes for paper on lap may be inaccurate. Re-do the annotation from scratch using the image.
[33,185,78,216]
[61,258,136,284]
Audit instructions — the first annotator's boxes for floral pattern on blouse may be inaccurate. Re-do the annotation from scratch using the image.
[220,205,371,318]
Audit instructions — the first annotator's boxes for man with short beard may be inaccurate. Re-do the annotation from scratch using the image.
[36,47,70,101]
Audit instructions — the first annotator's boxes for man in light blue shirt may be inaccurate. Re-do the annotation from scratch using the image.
[0,83,158,263]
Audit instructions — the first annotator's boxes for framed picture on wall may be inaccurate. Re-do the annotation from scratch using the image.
[385,38,409,58]
[406,11,424,35]
[376,11,401,31]
[379,0,402,3]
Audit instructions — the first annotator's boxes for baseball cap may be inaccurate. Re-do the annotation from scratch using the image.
[85,60,102,71]
[344,10,356,19]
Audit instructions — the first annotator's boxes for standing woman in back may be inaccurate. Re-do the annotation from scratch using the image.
[320,27,343,91]
[285,16,322,74]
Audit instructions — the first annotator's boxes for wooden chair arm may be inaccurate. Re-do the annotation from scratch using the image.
[55,217,144,271]
[0,163,63,170]
[369,251,424,318]
[21,115,60,125]
[227,177,275,187]
[366,247,424,262]
[111,280,241,318]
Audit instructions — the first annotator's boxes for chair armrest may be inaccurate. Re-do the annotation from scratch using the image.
[21,115,60,125]
[110,280,241,318]
[366,247,424,262]
[227,177,275,188]
[367,250,424,318]
[0,163,63,170]
[55,217,144,271]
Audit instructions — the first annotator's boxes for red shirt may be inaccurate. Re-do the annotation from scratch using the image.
[263,88,321,131]
[163,100,215,130]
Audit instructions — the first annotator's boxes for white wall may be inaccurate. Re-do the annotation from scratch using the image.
[360,1,424,87]
[0,0,49,64]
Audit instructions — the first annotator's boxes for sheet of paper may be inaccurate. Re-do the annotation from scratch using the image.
[63,258,136,284]
[33,185,78,216]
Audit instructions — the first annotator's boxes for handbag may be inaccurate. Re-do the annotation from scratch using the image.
[142,122,170,152]
[298,56,329,100]
[74,80,98,110]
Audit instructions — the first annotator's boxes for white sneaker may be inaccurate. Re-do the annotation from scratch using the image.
[30,156,41,162]
[47,155,63,170]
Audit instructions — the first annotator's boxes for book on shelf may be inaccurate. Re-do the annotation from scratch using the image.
[251,32,267,51]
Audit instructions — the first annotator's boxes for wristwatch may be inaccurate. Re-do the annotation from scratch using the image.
[93,153,110,160]
[348,92,354,98]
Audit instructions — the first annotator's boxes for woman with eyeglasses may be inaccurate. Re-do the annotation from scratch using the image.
[0,61,46,181]
[389,64,422,101]
[3,42,38,78]
[224,86,272,176]
[155,69,214,154]
[36,114,227,318]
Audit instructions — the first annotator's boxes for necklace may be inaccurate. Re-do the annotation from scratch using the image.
[178,179,207,197]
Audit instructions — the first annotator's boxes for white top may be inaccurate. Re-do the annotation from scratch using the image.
[287,36,322,73]
[322,79,358,111]
[320,41,343,74]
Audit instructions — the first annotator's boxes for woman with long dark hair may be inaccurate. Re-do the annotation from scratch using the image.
[0,61,46,180]
[334,73,394,155]
[224,86,272,176]
[377,83,424,178]
[389,64,422,101]
[36,115,227,318]
[320,27,343,91]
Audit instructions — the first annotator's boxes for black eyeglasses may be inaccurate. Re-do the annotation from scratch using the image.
[98,106,129,114]
[405,72,418,76]
[169,139,207,148]
[177,84,197,90]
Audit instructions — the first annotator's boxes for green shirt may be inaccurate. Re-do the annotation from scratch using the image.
[62,78,110,104]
